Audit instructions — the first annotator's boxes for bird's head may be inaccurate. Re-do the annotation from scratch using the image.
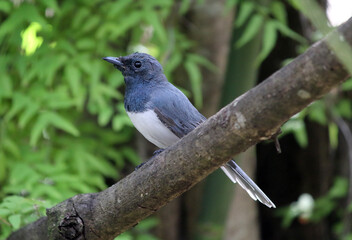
[103,53,165,85]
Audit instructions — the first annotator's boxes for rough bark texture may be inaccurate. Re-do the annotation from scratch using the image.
[8,18,352,240]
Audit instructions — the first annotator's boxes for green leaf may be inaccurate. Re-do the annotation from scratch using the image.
[308,101,327,125]
[164,51,182,77]
[72,8,90,30]
[136,234,159,240]
[311,197,336,221]
[0,1,11,13]
[336,99,352,119]
[115,232,133,240]
[184,59,203,108]
[30,113,48,144]
[73,151,88,179]
[271,1,287,25]
[3,139,20,158]
[31,184,63,200]
[0,208,11,217]
[328,177,348,198]
[135,217,159,231]
[64,65,82,98]
[76,38,96,50]
[38,0,59,11]
[255,20,277,65]
[328,123,338,149]
[0,152,6,182]
[235,1,255,27]
[55,39,77,56]
[293,124,308,148]
[84,153,118,178]
[0,4,47,40]
[107,0,133,19]
[8,214,21,229]
[45,112,80,137]
[342,77,352,90]
[44,54,68,86]
[82,174,107,190]
[179,0,191,15]
[98,107,113,126]
[112,115,133,131]
[225,0,239,12]
[274,20,307,44]
[187,53,218,72]
[0,74,13,98]
[281,118,308,148]
[235,14,263,48]
[287,0,300,9]
[81,16,100,33]
[19,103,40,128]
[144,11,167,43]
[99,12,142,39]
[43,86,76,110]
[5,93,29,121]
[99,84,123,99]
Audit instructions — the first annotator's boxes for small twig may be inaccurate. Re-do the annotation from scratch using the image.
[272,128,282,154]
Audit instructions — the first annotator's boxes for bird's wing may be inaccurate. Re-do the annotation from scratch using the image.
[149,84,276,208]
[149,84,206,138]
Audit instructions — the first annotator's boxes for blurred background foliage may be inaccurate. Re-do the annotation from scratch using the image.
[0,0,352,240]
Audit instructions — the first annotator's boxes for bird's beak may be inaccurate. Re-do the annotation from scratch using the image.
[102,57,124,71]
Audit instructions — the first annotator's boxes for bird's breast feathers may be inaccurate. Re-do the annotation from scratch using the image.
[127,110,180,149]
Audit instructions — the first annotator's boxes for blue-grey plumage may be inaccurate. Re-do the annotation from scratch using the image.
[103,53,275,208]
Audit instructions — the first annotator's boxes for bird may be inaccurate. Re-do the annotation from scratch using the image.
[103,53,276,208]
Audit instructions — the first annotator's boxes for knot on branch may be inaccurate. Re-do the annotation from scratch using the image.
[58,214,84,240]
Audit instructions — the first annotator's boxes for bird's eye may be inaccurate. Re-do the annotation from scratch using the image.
[134,61,142,68]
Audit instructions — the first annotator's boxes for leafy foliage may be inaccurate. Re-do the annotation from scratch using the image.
[0,0,211,238]
[234,0,307,65]
[115,217,160,240]
[2,0,346,239]
[277,177,349,235]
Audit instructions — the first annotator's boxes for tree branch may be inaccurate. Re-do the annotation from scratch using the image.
[8,18,352,240]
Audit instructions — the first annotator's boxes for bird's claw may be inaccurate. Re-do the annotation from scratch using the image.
[135,149,165,170]
[135,162,146,170]
[153,148,164,156]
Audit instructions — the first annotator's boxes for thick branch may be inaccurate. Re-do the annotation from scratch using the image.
[8,18,352,240]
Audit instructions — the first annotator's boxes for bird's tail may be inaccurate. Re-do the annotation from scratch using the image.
[221,160,276,208]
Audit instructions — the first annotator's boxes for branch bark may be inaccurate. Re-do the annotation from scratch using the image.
[8,18,352,240]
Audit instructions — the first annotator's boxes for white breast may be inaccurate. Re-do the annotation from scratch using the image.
[127,110,180,149]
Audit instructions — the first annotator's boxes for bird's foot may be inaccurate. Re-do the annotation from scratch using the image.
[153,148,165,156]
[135,162,146,170]
[135,149,165,170]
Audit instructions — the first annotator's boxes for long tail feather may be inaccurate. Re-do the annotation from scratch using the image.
[221,160,276,208]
